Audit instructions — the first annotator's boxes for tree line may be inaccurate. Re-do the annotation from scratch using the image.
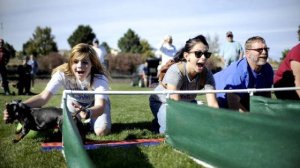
[8,25,224,59]
[16,25,155,59]
[4,25,283,76]
[5,25,289,62]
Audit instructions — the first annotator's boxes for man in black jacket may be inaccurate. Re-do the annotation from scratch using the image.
[0,38,11,95]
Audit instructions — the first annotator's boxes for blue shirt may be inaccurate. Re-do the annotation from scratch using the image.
[213,58,273,110]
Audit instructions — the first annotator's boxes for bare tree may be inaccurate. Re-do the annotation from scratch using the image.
[206,34,220,54]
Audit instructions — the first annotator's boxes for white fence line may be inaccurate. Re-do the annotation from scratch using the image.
[62,87,300,98]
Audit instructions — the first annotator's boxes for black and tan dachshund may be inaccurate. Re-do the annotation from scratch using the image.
[5,100,86,143]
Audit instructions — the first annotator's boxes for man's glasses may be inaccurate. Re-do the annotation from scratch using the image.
[189,51,212,59]
[247,47,269,54]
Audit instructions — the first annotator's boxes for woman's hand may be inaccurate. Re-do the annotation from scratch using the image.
[71,102,90,119]
[3,109,9,123]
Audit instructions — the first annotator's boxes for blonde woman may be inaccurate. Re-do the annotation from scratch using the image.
[3,43,111,136]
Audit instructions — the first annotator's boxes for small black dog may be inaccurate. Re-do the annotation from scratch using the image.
[5,100,86,143]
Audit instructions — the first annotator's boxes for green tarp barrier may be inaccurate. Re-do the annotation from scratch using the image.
[63,102,95,168]
[166,96,300,168]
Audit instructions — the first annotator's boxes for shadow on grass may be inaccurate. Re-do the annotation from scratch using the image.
[112,121,153,134]
[89,145,154,168]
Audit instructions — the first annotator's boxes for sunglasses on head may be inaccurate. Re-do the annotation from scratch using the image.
[247,47,269,54]
[189,51,212,59]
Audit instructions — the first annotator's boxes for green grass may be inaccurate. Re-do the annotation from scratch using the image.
[0,79,204,168]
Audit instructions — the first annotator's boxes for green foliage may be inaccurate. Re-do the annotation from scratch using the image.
[281,48,290,60]
[140,39,155,59]
[118,28,143,53]
[67,25,96,48]
[23,26,58,56]
[268,58,280,70]
[3,41,16,60]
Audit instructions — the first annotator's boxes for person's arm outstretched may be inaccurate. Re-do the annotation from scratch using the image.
[206,93,219,108]
[24,90,53,107]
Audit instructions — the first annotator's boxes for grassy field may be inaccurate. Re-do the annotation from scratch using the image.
[0,79,204,168]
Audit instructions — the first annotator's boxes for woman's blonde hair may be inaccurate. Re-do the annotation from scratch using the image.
[52,43,110,87]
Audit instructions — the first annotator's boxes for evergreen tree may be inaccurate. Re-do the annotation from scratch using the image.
[118,28,142,53]
[23,26,58,56]
[140,39,154,58]
[67,25,96,48]
[3,42,16,60]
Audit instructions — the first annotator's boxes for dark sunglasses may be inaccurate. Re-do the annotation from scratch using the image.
[247,47,269,54]
[190,51,212,59]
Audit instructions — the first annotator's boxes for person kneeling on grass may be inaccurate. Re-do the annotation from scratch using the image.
[149,35,219,134]
[3,43,111,136]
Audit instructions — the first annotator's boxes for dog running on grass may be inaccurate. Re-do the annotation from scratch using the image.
[5,100,86,143]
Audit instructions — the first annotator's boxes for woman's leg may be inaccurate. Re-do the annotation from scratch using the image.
[90,101,111,136]
[157,103,167,134]
[149,95,162,133]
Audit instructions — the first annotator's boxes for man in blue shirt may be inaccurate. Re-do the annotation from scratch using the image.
[214,36,273,112]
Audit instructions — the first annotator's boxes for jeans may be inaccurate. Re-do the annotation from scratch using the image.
[157,103,167,133]
[149,95,161,133]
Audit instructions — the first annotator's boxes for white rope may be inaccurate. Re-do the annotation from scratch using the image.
[62,87,300,98]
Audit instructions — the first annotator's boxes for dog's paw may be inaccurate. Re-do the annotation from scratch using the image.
[15,130,22,134]
[12,139,20,143]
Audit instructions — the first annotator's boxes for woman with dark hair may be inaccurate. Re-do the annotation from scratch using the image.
[149,35,219,134]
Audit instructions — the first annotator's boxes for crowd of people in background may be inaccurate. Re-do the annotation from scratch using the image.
[2,26,300,136]
[0,39,39,96]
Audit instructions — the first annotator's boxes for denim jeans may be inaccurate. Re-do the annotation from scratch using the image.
[149,95,163,133]
[157,103,167,133]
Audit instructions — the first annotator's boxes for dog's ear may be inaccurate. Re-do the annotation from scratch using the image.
[11,100,21,103]
[14,100,22,105]
[18,102,25,109]
[5,102,14,109]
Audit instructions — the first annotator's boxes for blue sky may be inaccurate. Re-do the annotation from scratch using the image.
[0,0,299,61]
